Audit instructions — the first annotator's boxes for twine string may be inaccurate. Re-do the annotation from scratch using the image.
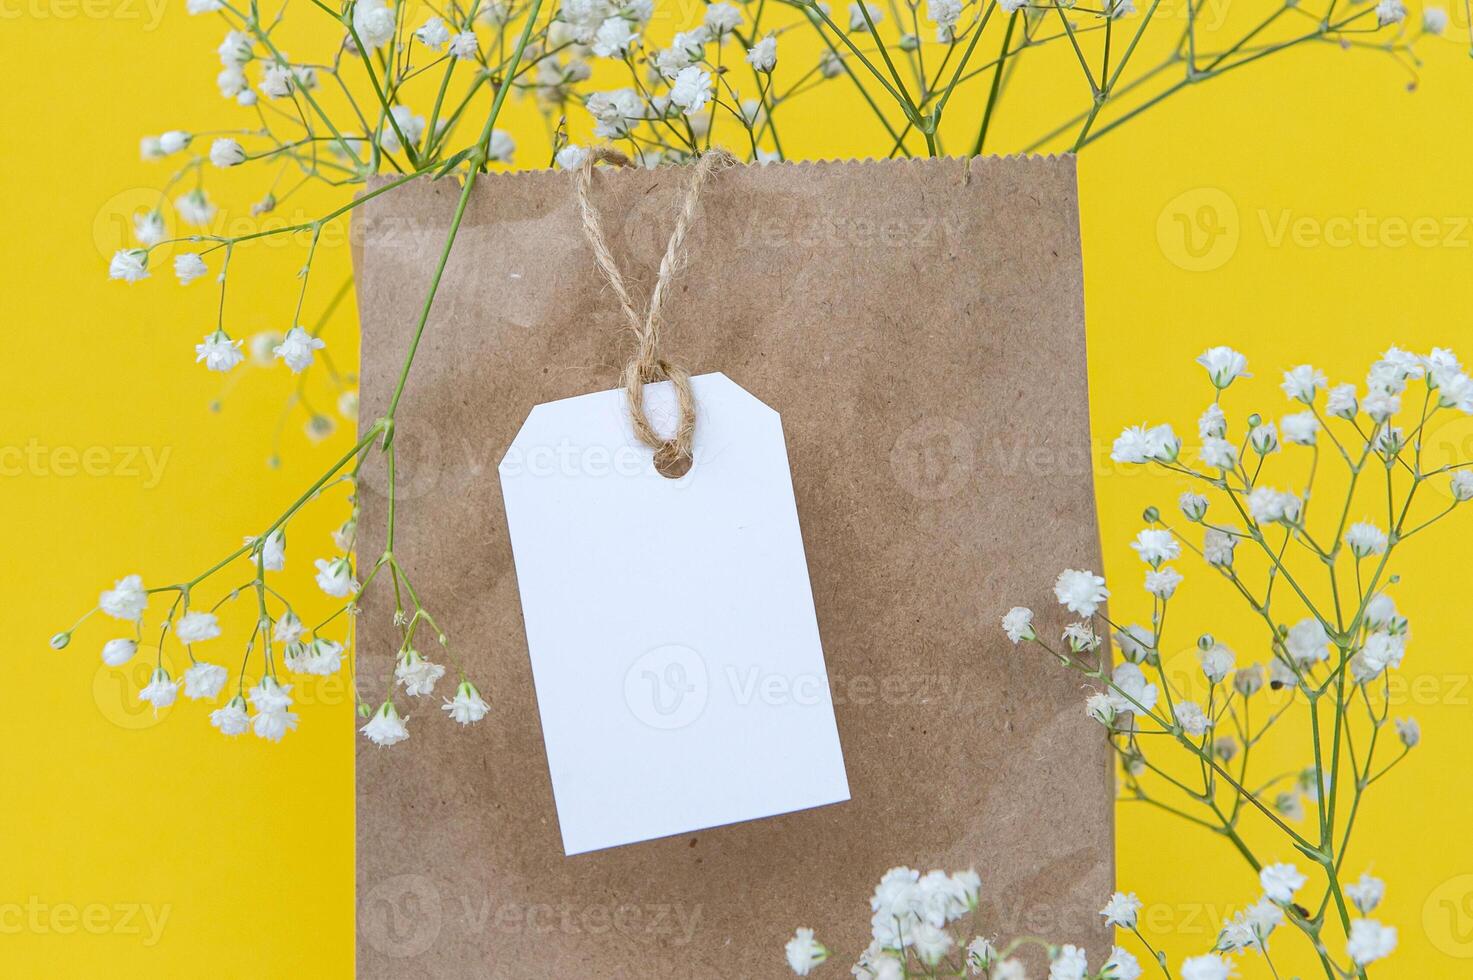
[574,147,736,474]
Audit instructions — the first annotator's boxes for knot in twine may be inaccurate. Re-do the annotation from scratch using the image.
[575,147,737,475]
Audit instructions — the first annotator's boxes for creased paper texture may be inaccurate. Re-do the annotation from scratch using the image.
[354,155,1110,978]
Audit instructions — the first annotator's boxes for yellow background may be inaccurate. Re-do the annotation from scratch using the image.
[4,1,1473,976]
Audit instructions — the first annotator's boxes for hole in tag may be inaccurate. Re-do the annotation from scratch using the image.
[655,453,693,480]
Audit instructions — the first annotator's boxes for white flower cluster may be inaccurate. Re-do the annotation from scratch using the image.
[64,526,491,748]
[990,345,1467,977]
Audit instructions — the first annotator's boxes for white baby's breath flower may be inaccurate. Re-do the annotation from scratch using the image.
[210,695,251,736]
[998,0,1027,11]
[1179,954,1231,980]
[1345,872,1384,915]
[209,137,246,168]
[363,701,411,746]
[442,680,491,724]
[272,610,304,645]
[1249,421,1279,455]
[1100,891,1142,928]
[993,959,1026,980]
[1284,618,1330,664]
[183,662,229,700]
[101,638,138,667]
[109,249,149,283]
[1395,716,1420,747]
[1248,486,1300,525]
[1347,919,1397,965]
[176,610,221,644]
[1199,403,1227,439]
[927,0,962,37]
[1363,388,1400,422]
[259,528,285,571]
[415,15,451,50]
[248,675,293,712]
[965,936,997,973]
[1375,0,1406,24]
[1048,944,1087,980]
[848,0,883,30]
[159,130,192,154]
[1275,790,1305,820]
[1144,567,1182,599]
[1174,700,1212,737]
[252,705,298,741]
[313,556,356,597]
[1199,642,1235,683]
[174,253,208,285]
[1204,528,1237,567]
[1179,491,1209,521]
[218,66,249,99]
[1424,5,1449,31]
[140,667,180,712]
[1111,423,1179,463]
[746,33,778,72]
[1281,364,1327,402]
[1085,692,1115,726]
[1260,862,1307,903]
[100,574,148,621]
[705,0,742,34]
[175,189,216,227]
[273,326,326,373]
[1345,521,1388,557]
[1326,383,1358,418]
[1234,663,1264,697]
[353,0,397,48]
[1130,528,1179,566]
[1113,624,1154,663]
[218,28,251,65]
[1108,662,1158,714]
[1063,621,1099,652]
[1281,411,1319,446]
[1196,346,1249,388]
[299,638,344,676]
[396,648,446,697]
[1199,437,1237,471]
[379,105,426,154]
[785,927,828,976]
[1053,568,1108,617]
[1001,606,1035,644]
[260,62,294,99]
[134,210,165,246]
[487,129,515,164]
[592,16,638,57]
[1104,945,1142,980]
[912,923,953,967]
[449,30,478,59]
[669,64,713,114]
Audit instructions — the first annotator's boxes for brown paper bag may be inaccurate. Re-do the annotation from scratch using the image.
[353,155,1111,978]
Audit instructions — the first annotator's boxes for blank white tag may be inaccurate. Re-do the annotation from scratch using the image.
[499,373,850,855]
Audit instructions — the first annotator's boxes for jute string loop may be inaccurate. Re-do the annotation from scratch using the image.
[575,146,737,475]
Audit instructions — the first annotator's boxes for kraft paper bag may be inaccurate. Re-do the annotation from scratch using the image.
[353,155,1111,978]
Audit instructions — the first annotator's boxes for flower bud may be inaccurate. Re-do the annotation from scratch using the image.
[1142,506,1160,523]
[50,631,71,650]
[1197,633,1215,650]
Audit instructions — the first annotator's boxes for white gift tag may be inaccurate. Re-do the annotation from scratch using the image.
[499,372,850,855]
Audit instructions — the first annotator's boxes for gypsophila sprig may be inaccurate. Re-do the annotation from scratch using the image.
[791,867,1179,979]
[80,0,1462,758]
[1003,345,1473,979]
